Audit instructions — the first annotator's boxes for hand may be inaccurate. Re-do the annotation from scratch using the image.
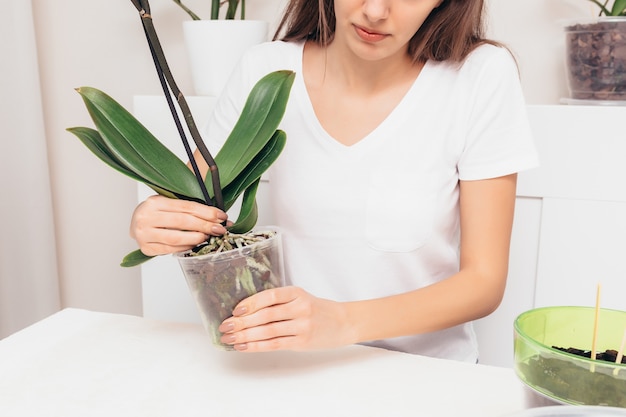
[130,195,228,256]
[218,286,356,352]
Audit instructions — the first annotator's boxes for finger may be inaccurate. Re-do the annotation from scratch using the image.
[139,242,198,257]
[221,319,303,350]
[146,227,208,247]
[221,299,299,334]
[136,227,212,256]
[133,205,227,244]
[133,196,226,229]
[152,196,228,224]
[233,335,303,352]
[232,286,301,317]
[150,211,227,236]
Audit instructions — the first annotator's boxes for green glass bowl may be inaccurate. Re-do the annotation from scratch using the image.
[506,405,626,416]
[514,306,626,408]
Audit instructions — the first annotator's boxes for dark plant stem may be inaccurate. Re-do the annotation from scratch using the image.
[130,0,225,211]
[146,34,211,205]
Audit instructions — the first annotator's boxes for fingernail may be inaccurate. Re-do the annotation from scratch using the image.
[219,321,234,332]
[211,224,226,234]
[217,211,228,221]
[222,334,236,344]
[234,343,248,351]
[233,306,247,316]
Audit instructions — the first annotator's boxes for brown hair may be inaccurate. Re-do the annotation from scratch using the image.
[273,0,500,64]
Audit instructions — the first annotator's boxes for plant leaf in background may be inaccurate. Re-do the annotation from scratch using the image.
[172,0,246,20]
[612,0,626,15]
[586,0,626,15]
[67,70,295,267]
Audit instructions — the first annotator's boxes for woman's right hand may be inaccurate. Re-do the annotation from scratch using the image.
[130,195,228,256]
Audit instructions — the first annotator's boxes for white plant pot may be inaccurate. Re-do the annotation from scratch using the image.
[183,20,269,97]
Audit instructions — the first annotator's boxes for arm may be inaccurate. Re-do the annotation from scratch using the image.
[218,173,517,351]
[346,173,517,341]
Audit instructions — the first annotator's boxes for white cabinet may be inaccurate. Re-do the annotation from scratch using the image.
[475,104,626,366]
[134,99,626,367]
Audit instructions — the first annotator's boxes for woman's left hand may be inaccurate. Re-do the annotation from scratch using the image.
[218,286,355,352]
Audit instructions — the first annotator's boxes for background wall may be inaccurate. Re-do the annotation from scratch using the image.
[29,0,596,317]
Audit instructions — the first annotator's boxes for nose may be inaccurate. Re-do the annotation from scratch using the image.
[362,0,390,22]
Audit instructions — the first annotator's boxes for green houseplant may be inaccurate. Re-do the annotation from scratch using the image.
[585,0,626,16]
[67,0,294,348]
[563,0,626,102]
[172,0,246,20]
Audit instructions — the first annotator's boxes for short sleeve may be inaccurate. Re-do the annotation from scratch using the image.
[457,46,539,180]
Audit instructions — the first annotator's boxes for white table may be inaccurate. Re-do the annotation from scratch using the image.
[0,309,538,417]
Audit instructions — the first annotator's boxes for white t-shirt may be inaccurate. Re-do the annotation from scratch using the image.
[204,41,539,362]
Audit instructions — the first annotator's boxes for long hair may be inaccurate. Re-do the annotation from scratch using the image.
[273,0,498,64]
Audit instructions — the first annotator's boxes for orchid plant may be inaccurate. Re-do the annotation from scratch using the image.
[586,0,626,16]
[172,0,246,20]
[67,0,293,267]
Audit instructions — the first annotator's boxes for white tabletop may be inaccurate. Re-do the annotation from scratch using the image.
[0,308,536,417]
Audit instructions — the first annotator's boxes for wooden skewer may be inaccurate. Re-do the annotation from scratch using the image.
[613,328,626,377]
[590,283,601,372]
[616,328,626,365]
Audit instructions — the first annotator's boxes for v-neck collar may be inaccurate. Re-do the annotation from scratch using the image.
[293,42,434,152]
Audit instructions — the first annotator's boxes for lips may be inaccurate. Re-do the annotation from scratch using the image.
[354,25,388,42]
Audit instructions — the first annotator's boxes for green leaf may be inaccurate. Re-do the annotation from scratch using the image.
[76,87,203,200]
[67,126,178,198]
[213,70,295,189]
[222,130,286,210]
[586,0,613,15]
[71,126,187,199]
[72,70,295,267]
[68,126,143,181]
[227,178,260,234]
[612,0,626,15]
[120,249,155,267]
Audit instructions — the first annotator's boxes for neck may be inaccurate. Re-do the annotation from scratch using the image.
[306,40,423,93]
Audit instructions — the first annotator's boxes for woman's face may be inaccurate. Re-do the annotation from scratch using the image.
[333,0,442,61]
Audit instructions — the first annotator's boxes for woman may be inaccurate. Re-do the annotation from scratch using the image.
[131,0,538,362]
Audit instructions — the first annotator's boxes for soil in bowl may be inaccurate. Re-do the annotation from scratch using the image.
[518,346,626,408]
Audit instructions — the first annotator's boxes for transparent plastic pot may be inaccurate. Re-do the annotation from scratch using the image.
[174,229,285,350]
[562,17,626,103]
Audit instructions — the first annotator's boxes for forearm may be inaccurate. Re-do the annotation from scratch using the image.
[343,268,506,345]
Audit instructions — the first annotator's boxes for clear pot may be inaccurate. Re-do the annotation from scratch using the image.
[563,17,626,103]
[174,229,285,350]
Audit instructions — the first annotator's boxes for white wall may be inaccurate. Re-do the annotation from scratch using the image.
[487,0,595,104]
[30,0,597,316]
